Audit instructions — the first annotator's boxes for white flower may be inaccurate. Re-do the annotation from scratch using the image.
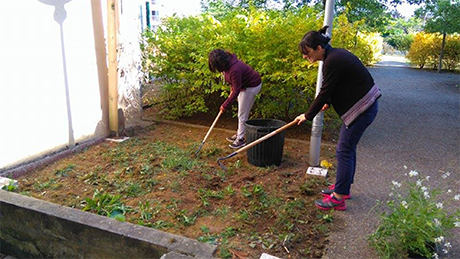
[392,180,401,188]
[446,189,452,193]
[404,165,407,169]
[454,194,460,201]
[433,253,439,259]
[434,218,441,226]
[401,201,408,209]
[409,170,419,177]
[436,202,443,209]
[443,248,448,254]
[444,242,452,248]
[416,180,422,186]
[421,186,428,191]
[426,176,430,180]
[424,191,430,199]
[434,236,445,243]
[454,222,460,227]
[388,192,394,197]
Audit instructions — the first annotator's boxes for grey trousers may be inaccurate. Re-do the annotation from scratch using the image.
[237,83,262,140]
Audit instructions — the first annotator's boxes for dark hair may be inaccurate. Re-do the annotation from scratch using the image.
[298,26,331,55]
[208,49,232,73]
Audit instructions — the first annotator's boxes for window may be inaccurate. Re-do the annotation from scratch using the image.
[151,10,160,21]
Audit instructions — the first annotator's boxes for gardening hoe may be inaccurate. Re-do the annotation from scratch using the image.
[195,110,224,156]
[217,118,300,170]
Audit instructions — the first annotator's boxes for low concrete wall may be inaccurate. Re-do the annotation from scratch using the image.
[0,191,216,258]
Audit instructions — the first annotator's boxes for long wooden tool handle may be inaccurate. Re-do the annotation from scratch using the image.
[235,119,299,154]
[201,110,223,144]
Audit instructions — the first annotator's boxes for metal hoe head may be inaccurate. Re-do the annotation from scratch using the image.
[216,152,237,171]
[194,142,205,156]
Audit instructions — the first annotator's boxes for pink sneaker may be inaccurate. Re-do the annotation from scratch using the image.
[321,184,351,199]
[315,194,347,211]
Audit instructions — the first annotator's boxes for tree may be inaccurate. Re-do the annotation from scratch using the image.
[383,17,423,51]
[414,0,460,72]
[200,0,456,36]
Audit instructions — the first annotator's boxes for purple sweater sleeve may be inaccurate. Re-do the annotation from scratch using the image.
[221,70,243,110]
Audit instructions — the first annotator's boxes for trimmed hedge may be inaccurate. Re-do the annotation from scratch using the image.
[142,6,382,121]
[407,32,460,70]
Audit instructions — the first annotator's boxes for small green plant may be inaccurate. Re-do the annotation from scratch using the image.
[125,182,144,197]
[197,188,226,207]
[320,213,334,223]
[82,189,131,221]
[223,184,236,196]
[175,209,198,226]
[139,201,153,221]
[141,220,175,229]
[34,179,61,190]
[54,163,76,177]
[212,206,231,217]
[369,169,460,259]
[300,177,326,196]
[140,164,154,175]
[198,225,219,245]
[203,146,222,157]
[2,180,18,192]
[234,159,242,169]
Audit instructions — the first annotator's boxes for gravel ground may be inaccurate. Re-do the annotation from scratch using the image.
[323,56,460,259]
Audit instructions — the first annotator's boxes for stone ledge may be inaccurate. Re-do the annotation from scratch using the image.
[0,190,216,258]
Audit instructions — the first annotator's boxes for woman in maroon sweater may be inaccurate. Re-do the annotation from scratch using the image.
[296,26,381,211]
[208,49,262,149]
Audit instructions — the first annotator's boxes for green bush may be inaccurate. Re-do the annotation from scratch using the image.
[142,6,383,121]
[386,33,414,52]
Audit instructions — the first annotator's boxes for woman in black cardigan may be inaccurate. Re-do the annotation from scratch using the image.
[296,26,381,211]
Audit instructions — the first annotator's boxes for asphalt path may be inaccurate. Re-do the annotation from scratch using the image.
[323,56,460,259]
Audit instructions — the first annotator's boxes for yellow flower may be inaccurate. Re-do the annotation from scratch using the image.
[320,160,332,169]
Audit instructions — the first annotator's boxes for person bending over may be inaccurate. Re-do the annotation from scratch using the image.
[208,49,262,149]
[296,26,381,211]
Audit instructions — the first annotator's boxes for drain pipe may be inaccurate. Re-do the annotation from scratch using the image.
[309,0,335,166]
[107,0,119,135]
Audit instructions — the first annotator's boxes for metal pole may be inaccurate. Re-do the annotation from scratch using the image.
[309,0,335,166]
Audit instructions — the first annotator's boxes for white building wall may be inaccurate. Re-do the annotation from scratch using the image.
[0,0,144,170]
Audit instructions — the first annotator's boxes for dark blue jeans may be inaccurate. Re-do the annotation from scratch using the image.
[334,100,379,195]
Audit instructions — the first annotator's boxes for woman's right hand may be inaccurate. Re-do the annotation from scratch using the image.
[295,114,307,125]
[220,105,226,113]
[321,104,330,111]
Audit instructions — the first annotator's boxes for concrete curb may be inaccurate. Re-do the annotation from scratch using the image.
[0,190,216,258]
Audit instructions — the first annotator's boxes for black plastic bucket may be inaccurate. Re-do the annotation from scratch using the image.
[244,119,286,167]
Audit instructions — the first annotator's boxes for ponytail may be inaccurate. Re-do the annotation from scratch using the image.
[298,25,331,55]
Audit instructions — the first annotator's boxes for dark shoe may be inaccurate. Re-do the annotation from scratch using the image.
[229,138,246,149]
[321,184,351,199]
[315,194,347,211]
[226,134,237,143]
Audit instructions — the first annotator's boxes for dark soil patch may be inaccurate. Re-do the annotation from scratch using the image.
[15,119,340,259]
